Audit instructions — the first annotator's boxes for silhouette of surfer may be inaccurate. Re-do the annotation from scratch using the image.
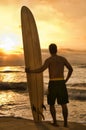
[26,43,73,127]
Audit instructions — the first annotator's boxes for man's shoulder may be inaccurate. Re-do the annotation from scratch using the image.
[57,55,68,63]
[45,57,51,61]
[45,56,53,63]
[45,55,67,61]
[57,55,66,60]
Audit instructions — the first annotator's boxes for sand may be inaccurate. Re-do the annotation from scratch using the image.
[0,117,85,130]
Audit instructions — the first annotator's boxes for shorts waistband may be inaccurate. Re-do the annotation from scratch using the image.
[50,78,64,81]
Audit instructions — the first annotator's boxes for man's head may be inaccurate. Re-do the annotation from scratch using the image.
[49,43,57,54]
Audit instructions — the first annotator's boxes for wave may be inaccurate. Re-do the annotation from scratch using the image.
[0,70,23,73]
[45,82,86,88]
[44,83,86,101]
[0,82,27,91]
[77,65,86,68]
[0,82,86,101]
[68,88,86,101]
[67,83,86,87]
[44,88,86,101]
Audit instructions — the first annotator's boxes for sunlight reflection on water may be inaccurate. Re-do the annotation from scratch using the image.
[0,90,31,118]
[0,65,85,123]
[0,66,26,82]
[0,91,18,105]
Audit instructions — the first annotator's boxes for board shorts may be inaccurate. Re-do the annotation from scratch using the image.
[47,80,69,105]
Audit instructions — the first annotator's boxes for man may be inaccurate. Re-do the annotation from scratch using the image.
[25,43,73,127]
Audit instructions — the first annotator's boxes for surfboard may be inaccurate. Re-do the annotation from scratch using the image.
[21,6,44,122]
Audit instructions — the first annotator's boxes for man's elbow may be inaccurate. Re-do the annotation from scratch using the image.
[70,67,73,73]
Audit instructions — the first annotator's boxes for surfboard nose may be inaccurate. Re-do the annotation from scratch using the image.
[21,6,32,18]
[21,6,31,12]
[21,6,27,12]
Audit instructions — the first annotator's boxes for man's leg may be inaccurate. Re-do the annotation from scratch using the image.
[61,104,68,127]
[49,105,59,126]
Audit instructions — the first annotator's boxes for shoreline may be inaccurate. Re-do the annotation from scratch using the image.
[0,116,85,130]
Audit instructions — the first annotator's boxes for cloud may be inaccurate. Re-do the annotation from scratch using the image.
[48,0,86,19]
[0,48,24,66]
[0,53,24,66]
[0,0,20,6]
[0,0,86,50]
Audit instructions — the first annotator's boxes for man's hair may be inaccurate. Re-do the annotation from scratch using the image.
[49,43,57,54]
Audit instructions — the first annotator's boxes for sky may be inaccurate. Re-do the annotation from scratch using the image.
[0,0,86,65]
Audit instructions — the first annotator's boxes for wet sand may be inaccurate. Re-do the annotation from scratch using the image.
[0,117,86,130]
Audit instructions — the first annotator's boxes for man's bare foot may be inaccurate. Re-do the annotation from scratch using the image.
[51,122,59,127]
[64,122,68,127]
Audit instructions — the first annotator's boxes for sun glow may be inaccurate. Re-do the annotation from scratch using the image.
[0,33,21,54]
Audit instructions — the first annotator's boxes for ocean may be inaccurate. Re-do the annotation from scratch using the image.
[0,50,86,125]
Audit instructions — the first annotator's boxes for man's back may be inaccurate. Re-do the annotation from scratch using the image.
[45,54,72,79]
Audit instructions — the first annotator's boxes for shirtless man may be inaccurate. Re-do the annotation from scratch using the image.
[25,43,73,127]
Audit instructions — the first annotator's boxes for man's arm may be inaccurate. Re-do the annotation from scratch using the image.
[25,59,49,73]
[64,59,73,83]
[65,67,73,83]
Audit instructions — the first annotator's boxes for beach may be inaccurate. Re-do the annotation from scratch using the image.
[0,117,86,130]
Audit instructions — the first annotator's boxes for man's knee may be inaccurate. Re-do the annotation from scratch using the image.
[61,104,67,109]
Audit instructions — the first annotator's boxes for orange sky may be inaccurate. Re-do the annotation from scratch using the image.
[0,0,86,57]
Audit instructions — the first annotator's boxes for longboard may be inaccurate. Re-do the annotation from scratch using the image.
[21,6,44,122]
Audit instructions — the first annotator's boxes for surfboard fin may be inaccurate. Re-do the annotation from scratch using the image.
[32,105,45,120]
[42,104,46,110]
[37,109,45,120]
[32,105,36,112]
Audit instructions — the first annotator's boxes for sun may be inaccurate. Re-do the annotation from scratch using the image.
[0,33,21,54]
[1,38,15,52]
